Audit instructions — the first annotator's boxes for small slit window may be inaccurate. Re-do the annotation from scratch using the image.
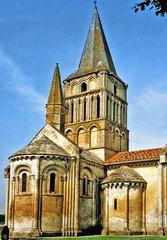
[97,95,100,118]
[50,173,56,192]
[83,176,88,195]
[81,82,87,92]
[114,85,117,95]
[114,198,117,210]
[106,95,109,118]
[71,101,74,123]
[22,173,27,192]
[83,97,86,121]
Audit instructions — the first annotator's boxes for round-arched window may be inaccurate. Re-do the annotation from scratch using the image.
[22,173,27,192]
[81,82,87,92]
[50,173,56,192]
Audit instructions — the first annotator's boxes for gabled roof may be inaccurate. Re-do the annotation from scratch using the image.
[106,148,162,165]
[66,6,117,80]
[102,166,146,184]
[10,135,69,158]
[9,124,104,166]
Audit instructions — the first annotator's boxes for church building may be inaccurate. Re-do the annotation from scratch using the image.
[4,5,167,237]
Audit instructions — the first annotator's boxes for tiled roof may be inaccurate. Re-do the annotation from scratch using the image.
[10,135,69,158]
[102,166,146,184]
[106,148,162,165]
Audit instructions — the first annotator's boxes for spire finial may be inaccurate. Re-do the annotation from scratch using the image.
[94,0,97,8]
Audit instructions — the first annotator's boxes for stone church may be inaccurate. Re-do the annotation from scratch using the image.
[4,5,167,238]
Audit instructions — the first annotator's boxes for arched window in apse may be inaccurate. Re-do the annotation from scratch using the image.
[50,173,56,192]
[83,176,88,195]
[114,198,117,210]
[22,173,27,192]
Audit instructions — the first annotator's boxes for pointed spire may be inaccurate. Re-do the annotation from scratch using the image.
[46,63,65,132]
[78,6,117,75]
[94,0,97,8]
[47,63,63,105]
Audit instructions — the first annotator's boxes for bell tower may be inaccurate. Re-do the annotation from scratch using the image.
[64,6,129,161]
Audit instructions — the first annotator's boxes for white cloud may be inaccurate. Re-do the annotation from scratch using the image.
[0,48,46,113]
[129,83,167,150]
[136,88,167,112]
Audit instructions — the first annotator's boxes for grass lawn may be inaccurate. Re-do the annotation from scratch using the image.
[38,236,167,240]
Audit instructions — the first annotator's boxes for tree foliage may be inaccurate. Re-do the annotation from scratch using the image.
[134,0,167,16]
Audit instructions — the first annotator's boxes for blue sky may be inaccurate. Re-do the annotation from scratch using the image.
[0,0,167,213]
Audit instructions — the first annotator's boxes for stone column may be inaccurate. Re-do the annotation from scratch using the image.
[38,174,45,233]
[92,179,98,226]
[116,101,119,123]
[102,185,109,235]
[65,165,70,236]
[93,94,97,119]
[74,157,79,237]
[11,177,16,231]
[71,159,75,236]
[77,98,80,122]
[33,158,40,233]
[62,173,67,236]
[69,158,76,236]
[108,95,111,120]
[87,95,90,120]
[110,97,112,120]
[125,184,130,234]
[124,105,127,128]
[8,164,13,231]
[111,96,114,121]
[85,96,89,121]
[118,101,121,124]
[5,174,10,226]
[66,100,69,123]
[80,96,84,121]
[103,91,107,117]
[73,98,77,123]
[158,163,164,235]
[163,164,167,234]
[142,184,147,234]
[69,99,72,123]
[90,95,93,119]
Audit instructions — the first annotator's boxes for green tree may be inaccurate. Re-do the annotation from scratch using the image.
[134,0,167,16]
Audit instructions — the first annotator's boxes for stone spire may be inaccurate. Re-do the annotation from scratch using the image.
[78,5,117,75]
[46,63,65,132]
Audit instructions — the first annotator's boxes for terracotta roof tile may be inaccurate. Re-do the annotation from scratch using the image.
[106,148,162,165]
[102,166,146,184]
